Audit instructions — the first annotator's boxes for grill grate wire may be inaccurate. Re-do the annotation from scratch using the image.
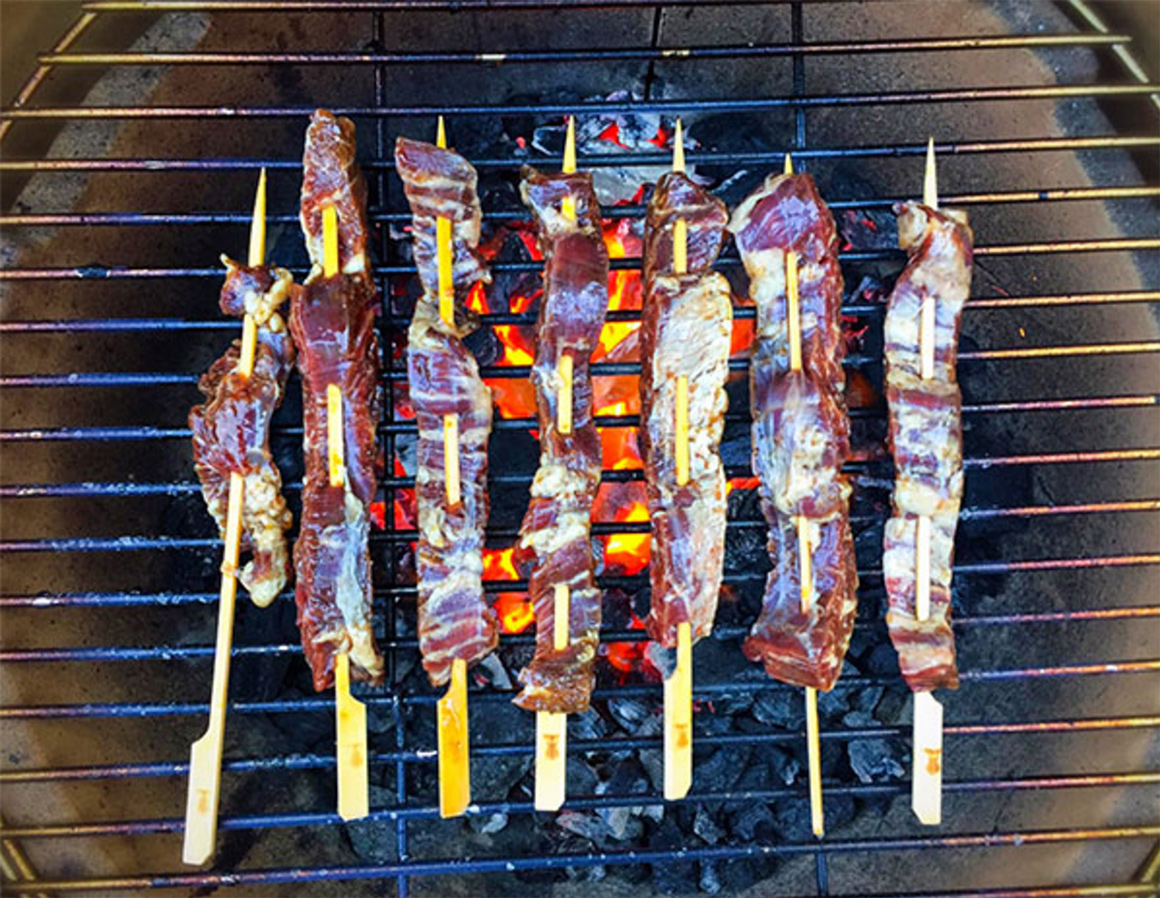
[0,0,1158,895]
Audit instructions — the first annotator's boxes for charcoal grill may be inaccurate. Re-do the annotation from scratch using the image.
[1,1,1158,895]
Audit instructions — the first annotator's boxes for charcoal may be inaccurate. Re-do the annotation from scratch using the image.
[471,753,534,803]
[845,711,906,783]
[565,861,607,884]
[818,685,853,720]
[566,756,599,797]
[649,818,698,895]
[753,690,805,729]
[474,652,512,691]
[693,807,724,845]
[468,811,509,835]
[608,697,652,733]
[718,858,762,893]
[557,810,611,844]
[699,861,723,895]
[344,786,397,862]
[645,641,677,680]
[862,641,903,678]
[729,802,776,841]
[636,713,665,793]
[696,746,752,795]
[874,688,911,725]
[595,757,652,840]
[851,685,885,714]
[568,708,609,741]
[768,747,802,785]
[598,805,643,843]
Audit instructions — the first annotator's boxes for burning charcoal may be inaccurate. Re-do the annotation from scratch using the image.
[645,641,677,680]
[468,811,509,835]
[838,208,898,251]
[649,818,698,895]
[729,802,776,842]
[344,786,397,862]
[608,697,652,733]
[699,861,723,895]
[475,653,513,691]
[694,807,725,845]
[752,690,805,729]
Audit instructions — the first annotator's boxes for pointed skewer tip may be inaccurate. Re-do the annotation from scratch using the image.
[436,115,447,150]
[563,115,576,175]
[248,167,267,268]
[672,118,685,175]
[783,153,794,176]
[923,138,938,210]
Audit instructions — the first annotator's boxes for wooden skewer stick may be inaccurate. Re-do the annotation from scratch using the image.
[432,116,472,819]
[912,137,945,827]
[183,169,266,866]
[321,204,371,822]
[663,117,694,800]
[534,115,578,813]
[785,236,825,838]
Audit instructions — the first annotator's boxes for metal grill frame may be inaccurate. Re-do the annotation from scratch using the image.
[1,0,1158,895]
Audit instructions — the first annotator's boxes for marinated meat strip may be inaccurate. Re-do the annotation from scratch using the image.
[190,257,297,609]
[640,172,732,647]
[884,203,973,692]
[729,171,858,692]
[396,136,498,687]
[291,109,384,690]
[513,167,609,714]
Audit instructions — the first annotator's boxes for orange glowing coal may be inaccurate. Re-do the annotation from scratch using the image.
[495,593,535,634]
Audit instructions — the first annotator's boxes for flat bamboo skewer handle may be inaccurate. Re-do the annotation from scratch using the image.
[321,204,371,822]
[912,138,945,827]
[783,154,826,838]
[534,115,577,813]
[664,117,694,801]
[183,169,266,866]
[432,117,472,820]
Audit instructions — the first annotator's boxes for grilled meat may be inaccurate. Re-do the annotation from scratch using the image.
[640,172,733,646]
[729,171,857,692]
[513,167,609,714]
[290,109,384,691]
[396,136,499,687]
[190,258,297,609]
[884,202,973,692]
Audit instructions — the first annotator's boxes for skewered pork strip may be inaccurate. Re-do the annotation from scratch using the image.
[640,172,733,647]
[396,136,499,687]
[291,109,384,690]
[190,258,297,609]
[884,202,973,692]
[513,167,609,714]
[729,171,858,692]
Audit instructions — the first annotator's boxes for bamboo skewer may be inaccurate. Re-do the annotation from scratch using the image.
[433,116,472,820]
[783,152,826,838]
[664,117,693,801]
[321,204,371,822]
[912,138,945,827]
[534,115,577,813]
[183,169,266,866]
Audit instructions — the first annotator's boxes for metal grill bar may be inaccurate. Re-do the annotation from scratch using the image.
[5,83,1160,122]
[6,774,1160,840]
[6,600,1160,663]
[4,658,1158,721]
[37,33,1135,66]
[5,135,1160,173]
[1,826,1157,893]
[3,185,1159,229]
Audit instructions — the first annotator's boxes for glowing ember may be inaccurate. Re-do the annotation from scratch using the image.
[726,477,761,496]
[495,593,535,635]
[603,612,656,680]
[598,121,631,150]
[602,498,650,577]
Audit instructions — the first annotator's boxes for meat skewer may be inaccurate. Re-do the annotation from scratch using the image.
[396,118,498,818]
[292,109,384,820]
[184,170,285,865]
[640,119,733,800]
[884,140,973,825]
[515,117,610,811]
[729,154,859,837]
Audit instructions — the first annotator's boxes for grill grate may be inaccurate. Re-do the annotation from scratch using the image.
[1,1,1158,895]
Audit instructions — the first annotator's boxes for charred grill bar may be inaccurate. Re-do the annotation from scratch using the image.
[1,1,1158,896]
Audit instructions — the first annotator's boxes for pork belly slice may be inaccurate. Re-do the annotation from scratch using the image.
[640,172,732,647]
[396,136,499,687]
[292,109,384,691]
[190,258,297,609]
[729,171,857,693]
[884,203,973,692]
[513,167,609,714]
